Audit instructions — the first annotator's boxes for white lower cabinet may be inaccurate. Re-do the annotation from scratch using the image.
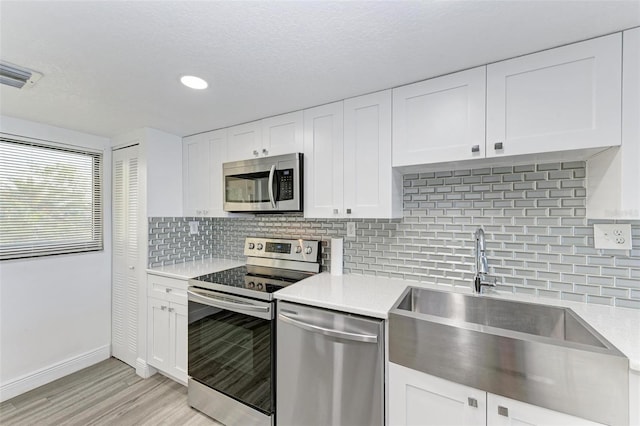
[389,363,604,426]
[389,363,486,426]
[147,274,188,384]
[487,393,603,426]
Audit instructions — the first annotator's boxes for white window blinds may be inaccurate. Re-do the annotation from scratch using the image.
[0,136,103,260]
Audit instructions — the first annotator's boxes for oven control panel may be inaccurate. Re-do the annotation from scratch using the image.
[244,237,320,263]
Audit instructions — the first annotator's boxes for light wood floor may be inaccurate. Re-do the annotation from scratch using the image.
[0,358,221,426]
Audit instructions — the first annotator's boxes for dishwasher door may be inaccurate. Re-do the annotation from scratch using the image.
[276,301,384,426]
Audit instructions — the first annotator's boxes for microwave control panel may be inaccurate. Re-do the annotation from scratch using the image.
[277,169,294,201]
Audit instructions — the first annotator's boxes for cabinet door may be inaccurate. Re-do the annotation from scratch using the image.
[261,111,303,157]
[392,66,486,167]
[182,134,210,217]
[227,120,262,162]
[487,393,604,426]
[389,363,486,426]
[147,274,187,302]
[208,128,228,217]
[619,27,640,218]
[303,101,344,218]
[487,33,622,158]
[344,90,401,218]
[112,145,139,368]
[147,298,170,371]
[169,303,188,382]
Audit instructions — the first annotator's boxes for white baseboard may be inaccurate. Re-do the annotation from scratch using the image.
[135,357,157,379]
[0,345,110,402]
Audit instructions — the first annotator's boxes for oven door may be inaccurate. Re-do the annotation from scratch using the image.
[187,287,274,415]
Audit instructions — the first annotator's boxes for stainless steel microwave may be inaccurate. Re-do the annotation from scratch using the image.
[223,153,303,213]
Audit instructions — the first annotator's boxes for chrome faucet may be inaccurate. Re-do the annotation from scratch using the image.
[474,227,497,293]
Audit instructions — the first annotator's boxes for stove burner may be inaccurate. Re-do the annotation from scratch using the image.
[190,265,303,300]
[189,237,321,301]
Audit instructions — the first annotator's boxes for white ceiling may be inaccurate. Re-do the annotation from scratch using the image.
[1,1,639,139]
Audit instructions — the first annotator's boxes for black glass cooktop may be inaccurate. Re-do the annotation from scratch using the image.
[190,266,300,300]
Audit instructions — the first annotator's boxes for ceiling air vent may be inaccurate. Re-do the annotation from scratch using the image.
[0,61,43,89]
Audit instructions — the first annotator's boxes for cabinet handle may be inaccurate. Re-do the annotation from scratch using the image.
[468,397,478,408]
[161,306,167,311]
[253,150,259,156]
[333,209,339,214]
[196,209,202,215]
[262,148,268,155]
[128,266,135,270]
[346,208,352,214]
[471,145,480,153]
[203,210,209,215]
[168,307,174,313]
[498,406,509,417]
[494,142,504,150]
[165,288,172,293]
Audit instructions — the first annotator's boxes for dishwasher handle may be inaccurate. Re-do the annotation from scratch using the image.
[278,313,378,343]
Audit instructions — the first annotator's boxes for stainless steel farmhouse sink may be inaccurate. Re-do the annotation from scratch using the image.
[389,287,629,425]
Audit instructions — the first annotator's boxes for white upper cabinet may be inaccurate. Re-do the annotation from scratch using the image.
[226,120,262,162]
[486,33,622,157]
[207,129,229,217]
[393,67,487,166]
[262,111,304,157]
[182,129,229,217]
[226,112,304,162]
[303,101,344,218]
[587,28,640,219]
[304,91,401,219]
[344,90,401,218]
[393,33,623,168]
[182,133,210,217]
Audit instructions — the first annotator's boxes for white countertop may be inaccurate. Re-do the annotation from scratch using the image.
[275,272,640,371]
[275,273,409,319]
[146,257,244,280]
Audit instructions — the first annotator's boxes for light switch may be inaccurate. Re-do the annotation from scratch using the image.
[189,221,199,235]
[347,222,356,238]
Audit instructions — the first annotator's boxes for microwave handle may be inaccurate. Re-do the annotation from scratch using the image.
[268,164,276,208]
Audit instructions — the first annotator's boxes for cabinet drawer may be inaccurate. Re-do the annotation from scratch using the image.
[147,274,188,304]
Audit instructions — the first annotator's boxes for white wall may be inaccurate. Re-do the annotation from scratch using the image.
[111,127,182,217]
[144,128,183,217]
[0,115,112,401]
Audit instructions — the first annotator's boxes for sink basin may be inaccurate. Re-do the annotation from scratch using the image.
[389,287,629,425]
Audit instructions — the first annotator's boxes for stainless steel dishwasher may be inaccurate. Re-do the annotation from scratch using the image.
[276,301,384,426]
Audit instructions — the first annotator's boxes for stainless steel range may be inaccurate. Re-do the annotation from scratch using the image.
[187,237,321,426]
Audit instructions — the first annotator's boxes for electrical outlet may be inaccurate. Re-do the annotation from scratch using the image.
[188,221,199,235]
[346,222,356,238]
[593,224,632,250]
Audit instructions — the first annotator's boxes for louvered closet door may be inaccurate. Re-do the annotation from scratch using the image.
[112,145,139,367]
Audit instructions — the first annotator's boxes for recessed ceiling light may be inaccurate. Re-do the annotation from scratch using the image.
[180,75,208,90]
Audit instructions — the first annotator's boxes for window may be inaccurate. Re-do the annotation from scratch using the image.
[0,135,103,260]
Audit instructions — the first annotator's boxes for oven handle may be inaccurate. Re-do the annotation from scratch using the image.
[188,289,271,318]
[278,313,378,343]
[268,164,276,208]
